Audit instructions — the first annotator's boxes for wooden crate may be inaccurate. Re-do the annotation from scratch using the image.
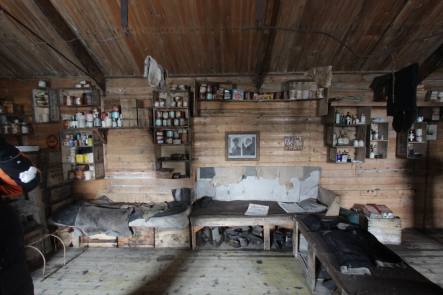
[155,228,190,248]
[118,227,155,248]
[80,235,117,248]
[367,217,401,245]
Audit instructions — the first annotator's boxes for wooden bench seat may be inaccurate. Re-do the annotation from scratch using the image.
[293,215,443,294]
[190,214,293,250]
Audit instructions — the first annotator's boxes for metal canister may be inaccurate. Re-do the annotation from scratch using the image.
[75,96,82,106]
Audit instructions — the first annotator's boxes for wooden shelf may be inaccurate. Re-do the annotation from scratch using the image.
[330,101,386,107]
[330,100,443,107]
[200,98,320,103]
[417,101,443,107]
[155,143,191,146]
[153,126,189,130]
[60,105,99,108]
[328,123,369,127]
[60,87,95,92]
[330,145,365,148]
[158,158,190,162]
[153,107,189,110]
[0,112,26,117]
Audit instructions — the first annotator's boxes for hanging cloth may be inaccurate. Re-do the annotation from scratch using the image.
[370,63,419,132]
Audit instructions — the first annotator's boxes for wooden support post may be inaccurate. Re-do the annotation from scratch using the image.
[263,224,271,250]
[254,0,281,91]
[307,246,317,292]
[191,226,203,250]
[293,221,299,257]
[33,0,106,91]
[419,42,443,82]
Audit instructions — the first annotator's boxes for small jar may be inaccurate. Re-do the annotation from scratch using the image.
[2,123,11,134]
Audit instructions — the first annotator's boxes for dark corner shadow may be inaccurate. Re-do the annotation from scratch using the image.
[128,250,193,295]
[405,152,443,231]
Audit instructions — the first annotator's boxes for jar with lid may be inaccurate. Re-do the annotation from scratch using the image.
[206,85,213,100]
[20,122,30,134]
[11,120,19,134]
[199,84,207,100]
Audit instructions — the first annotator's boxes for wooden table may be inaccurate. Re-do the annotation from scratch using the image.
[190,215,293,250]
[292,216,443,294]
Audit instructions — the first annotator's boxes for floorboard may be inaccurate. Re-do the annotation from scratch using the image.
[32,249,309,295]
[32,229,443,294]
[390,229,443,288]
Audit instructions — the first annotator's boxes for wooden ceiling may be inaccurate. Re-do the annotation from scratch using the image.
[0,0,443,79]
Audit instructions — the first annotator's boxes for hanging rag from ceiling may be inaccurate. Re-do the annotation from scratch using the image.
[370,63,419,132]
[143,56,167,89]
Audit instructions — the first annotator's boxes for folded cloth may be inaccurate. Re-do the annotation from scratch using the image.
[129,201,188,222]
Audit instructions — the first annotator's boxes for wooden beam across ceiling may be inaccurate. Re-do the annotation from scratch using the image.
[255,0,281,91]
[33,0,106,91]
[418,42,443,82]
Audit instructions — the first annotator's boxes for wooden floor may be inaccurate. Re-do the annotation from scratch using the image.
[32,249,309,295]
[389,229,443,288]
[32,229,443,295]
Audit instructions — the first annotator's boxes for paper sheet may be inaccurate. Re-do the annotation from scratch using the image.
[244,203,269,216]
[278,202,305,214]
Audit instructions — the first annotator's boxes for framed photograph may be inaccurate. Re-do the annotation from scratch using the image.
[225,132,259,161]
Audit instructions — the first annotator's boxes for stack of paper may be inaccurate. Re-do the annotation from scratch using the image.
[244,203,269,216]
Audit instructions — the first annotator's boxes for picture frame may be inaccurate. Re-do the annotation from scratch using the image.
[225,131,260,161]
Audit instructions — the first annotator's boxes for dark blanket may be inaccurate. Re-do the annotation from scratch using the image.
[370,64,419,132]
[50,199,189,236]
[298,214,402,272]
[191,197,287,216]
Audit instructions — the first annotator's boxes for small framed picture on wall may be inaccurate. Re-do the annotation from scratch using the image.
[225,131,259,161]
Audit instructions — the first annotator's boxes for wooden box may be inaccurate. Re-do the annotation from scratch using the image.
[155,228,190,248]
[118,227,155,248]
[367,217,401,245]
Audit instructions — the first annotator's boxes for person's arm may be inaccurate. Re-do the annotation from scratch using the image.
[0,137,40,198]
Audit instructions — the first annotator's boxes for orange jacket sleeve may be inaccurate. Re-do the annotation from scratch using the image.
[0,168,23,198]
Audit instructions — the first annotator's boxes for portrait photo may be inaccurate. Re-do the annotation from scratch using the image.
[225,132,259,160]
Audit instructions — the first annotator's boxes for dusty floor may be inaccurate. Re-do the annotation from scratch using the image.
[32,229,443,295]
[389,229,443,288]
[32,249,309,295]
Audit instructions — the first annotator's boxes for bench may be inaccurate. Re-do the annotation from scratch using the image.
[293,215,443,294]
[190,215,293,250]
[190,199,294,250]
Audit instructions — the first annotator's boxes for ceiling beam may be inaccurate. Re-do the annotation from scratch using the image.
[254,0,281,91]
[418,42,443,82]
[120,0,129,34]
[33,0,106,91]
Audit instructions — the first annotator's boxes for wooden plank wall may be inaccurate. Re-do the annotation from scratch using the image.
[2,72,443,229]
[0,78,87,147]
